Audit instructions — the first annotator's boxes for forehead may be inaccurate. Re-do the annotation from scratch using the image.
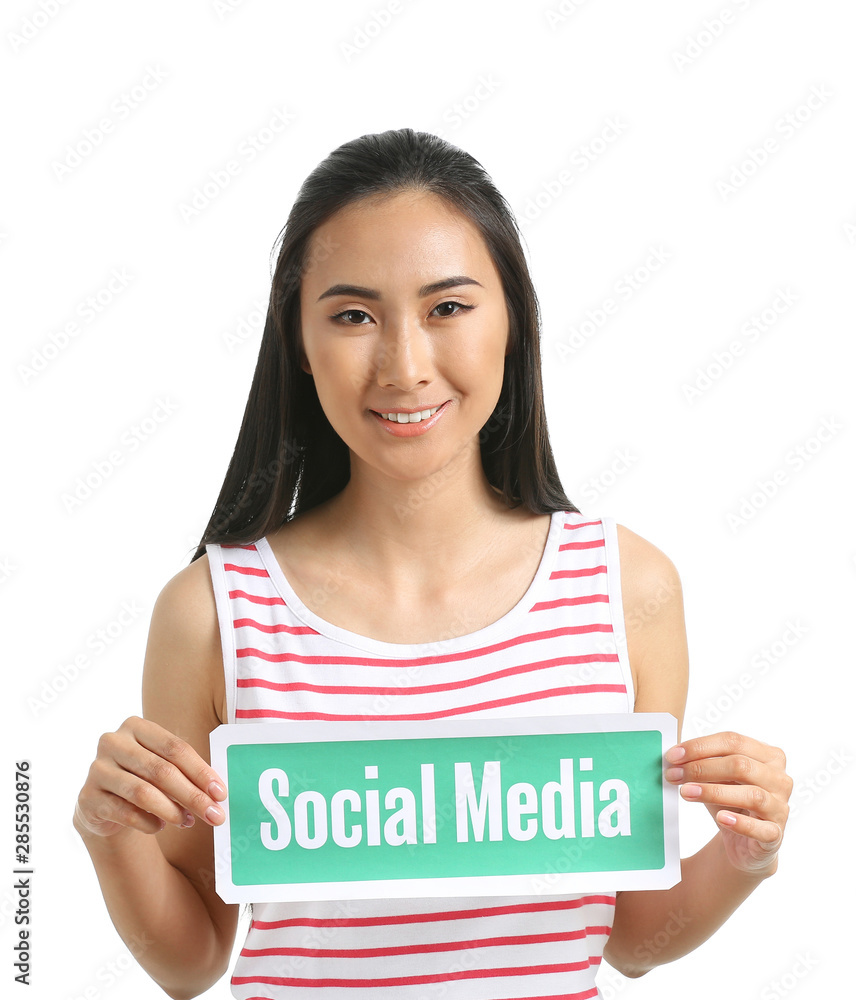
[303,190,494,285]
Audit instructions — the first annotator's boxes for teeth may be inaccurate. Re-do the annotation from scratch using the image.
[382,405,440,424]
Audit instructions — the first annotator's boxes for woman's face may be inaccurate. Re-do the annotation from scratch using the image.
[298,189,510,485]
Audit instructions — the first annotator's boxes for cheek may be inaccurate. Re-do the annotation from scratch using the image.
[308,340,371,409]
[447,327,507,385]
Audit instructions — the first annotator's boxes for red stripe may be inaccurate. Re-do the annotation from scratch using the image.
[237,667,624,698]
[243,993,598,1000]
[550,565,607,579]
[235,624,613,668]
[241,927,611,959]
[237,650,618,691]
[232,959,599,989]
[228,589,286,607]
[234,617,319,636]
[563,519,602,530]
[236,683,625,721]
[559,539,604,551]
[242,990,600,1000]
[487,994,599,1000]
[220,543,258,550]
[530,594,608,611]
[251,895,616,930]
[223,562,269,577]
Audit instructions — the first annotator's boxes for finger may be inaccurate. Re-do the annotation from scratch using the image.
[77,788,167,836]
[90,757,204,828]
[121,748,225,826]
[127,718,227,800]
[714,809,783,847]
[99,737,225,827]
[665,754,792,797]
[666,731,785,768]
[678,779,787,824]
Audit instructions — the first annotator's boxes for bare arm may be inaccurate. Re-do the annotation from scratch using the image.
[73,555,240,1000]
[602,525,791,978]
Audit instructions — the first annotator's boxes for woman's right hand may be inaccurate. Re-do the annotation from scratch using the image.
[74,716,227,840]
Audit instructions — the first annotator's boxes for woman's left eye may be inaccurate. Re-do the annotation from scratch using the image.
[433,301,473,318]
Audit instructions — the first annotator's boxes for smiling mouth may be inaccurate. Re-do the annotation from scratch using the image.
[374,405,442,424]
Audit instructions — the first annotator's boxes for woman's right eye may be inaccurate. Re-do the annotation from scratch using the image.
[330,309,372,325]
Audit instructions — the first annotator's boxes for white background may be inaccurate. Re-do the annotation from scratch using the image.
[2,0,854,997]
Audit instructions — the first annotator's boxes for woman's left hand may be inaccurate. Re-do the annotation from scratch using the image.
[664,731,793,876]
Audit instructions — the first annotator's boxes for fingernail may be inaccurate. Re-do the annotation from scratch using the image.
[665,767,684,781]
[205,805,224,824]
[682,783,703,797]
[208,782,226,800]
[665,746,686,763]
[178,812,195,829]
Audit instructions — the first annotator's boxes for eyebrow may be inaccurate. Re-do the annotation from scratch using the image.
[316,275,483,303]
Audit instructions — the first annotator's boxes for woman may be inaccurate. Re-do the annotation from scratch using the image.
[73,128,792,999]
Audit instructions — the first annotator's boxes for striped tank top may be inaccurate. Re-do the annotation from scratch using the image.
[206,509,635,1000]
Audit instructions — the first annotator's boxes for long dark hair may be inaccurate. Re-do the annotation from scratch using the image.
[191,128,576,563]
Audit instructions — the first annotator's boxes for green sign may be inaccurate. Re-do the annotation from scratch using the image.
[210,714,679,902]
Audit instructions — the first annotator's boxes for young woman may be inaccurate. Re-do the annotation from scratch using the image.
[73,128,792,1000]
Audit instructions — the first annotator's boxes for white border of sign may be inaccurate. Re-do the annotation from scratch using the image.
[210,712,680,903]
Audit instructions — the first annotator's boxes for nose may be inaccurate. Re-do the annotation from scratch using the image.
[374,315,432,392]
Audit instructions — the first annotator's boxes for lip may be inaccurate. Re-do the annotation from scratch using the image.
[370,404,446,415]
[370,400,451,437]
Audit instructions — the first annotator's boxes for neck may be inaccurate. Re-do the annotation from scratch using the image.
[321,443,518,590]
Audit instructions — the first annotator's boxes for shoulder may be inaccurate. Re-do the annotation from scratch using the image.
[613,522,683,612]
[149,553,220,658]
[142,552,226,730]
[613,523,688,729]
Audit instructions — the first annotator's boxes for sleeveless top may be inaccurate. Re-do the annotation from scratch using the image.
[206,510,635,1000]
